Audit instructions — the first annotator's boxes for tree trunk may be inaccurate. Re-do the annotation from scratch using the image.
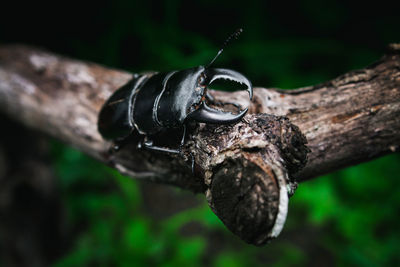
[0,44,399,245]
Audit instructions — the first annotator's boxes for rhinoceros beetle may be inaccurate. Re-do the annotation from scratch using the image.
[98,29,253,154]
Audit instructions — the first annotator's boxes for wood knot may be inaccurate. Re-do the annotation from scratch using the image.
[203,114,309,245]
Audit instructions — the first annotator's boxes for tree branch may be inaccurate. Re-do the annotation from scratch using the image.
[0,45,399,245]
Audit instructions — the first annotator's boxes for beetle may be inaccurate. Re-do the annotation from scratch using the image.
[98,29,253,154]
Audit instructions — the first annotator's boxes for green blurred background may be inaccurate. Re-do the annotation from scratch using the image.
[0,0,399,266]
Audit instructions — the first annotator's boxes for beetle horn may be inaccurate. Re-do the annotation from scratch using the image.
[207,68,253,100]
[187,102,248,124]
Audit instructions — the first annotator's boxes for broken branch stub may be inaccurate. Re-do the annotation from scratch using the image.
[187,114,309,245]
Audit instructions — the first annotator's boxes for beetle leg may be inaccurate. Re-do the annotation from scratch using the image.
[140,137,180,154]
[180,124,187,147]
[143,143,180,154]
[179,125,197,175]
[190,152,195,175]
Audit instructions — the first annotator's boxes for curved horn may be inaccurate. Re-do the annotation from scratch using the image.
[187,103,248,124]
[206,68,253,100]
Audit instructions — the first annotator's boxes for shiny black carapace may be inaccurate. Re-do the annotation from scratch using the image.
[98,29,253,154]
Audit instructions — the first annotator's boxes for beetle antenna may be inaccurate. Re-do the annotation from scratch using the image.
[207,28,243,68]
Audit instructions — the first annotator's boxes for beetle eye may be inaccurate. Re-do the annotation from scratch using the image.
[198,73,207,87]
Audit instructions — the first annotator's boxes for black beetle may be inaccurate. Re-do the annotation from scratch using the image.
[98,29,253,154]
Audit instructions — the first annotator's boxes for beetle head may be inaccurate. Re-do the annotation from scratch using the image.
[156,66,252,127]
[156,29,252,127]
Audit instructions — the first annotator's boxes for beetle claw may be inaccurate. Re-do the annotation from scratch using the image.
[187,102,248,124]
[206,68,253,100]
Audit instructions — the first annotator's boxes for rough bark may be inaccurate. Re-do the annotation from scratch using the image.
[0,44,399,245]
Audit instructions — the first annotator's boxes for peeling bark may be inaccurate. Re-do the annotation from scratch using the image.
[0,44,399,245]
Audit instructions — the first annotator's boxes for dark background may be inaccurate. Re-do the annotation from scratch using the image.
[0,0,399,266]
